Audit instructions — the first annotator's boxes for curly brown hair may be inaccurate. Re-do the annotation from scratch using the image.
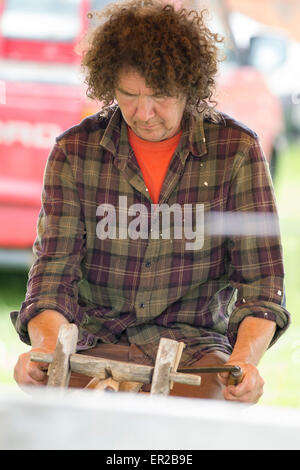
[81,0,223,119]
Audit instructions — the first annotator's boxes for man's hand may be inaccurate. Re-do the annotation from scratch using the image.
[218,362,264,403]
[14,347,53,389]
[217,316,276,404]
[13,309,69,390]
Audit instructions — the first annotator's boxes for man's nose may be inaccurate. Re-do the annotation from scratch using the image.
[135,96,155,122]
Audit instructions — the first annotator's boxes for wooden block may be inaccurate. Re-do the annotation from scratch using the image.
[31,349,201,388]
[47,324,78,388]
[119,381,143,393]
[150,338,185,396]
[169,372,201,386]
[31,352,53,364]
[31,351,153,382]
[69,355,153,383]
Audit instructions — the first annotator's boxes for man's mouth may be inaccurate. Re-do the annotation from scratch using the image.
[137,122,159,130]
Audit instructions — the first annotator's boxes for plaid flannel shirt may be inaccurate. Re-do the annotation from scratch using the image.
[11,105,290,364]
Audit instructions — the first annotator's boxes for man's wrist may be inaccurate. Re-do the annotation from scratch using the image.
[28,309,69,350]
[228,316,276,366]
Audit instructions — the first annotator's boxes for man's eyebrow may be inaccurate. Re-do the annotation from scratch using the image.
[116,86,163,97]
[116,87,137,96]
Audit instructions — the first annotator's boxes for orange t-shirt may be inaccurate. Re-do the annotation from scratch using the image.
[128,127,182,204]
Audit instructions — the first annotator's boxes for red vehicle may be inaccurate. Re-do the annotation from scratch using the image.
[0,0,284,268]
[0,0,102,267]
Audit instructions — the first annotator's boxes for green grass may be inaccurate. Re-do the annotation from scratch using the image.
[0,142,300,407]
[0,271,30,384]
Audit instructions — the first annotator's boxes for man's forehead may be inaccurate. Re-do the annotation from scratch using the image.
[116,68,185,100]
[116,69,155,95]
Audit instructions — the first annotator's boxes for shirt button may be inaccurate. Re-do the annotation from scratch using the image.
[277,290,282,296]
[140,303,145,308]
[145,261,151,267]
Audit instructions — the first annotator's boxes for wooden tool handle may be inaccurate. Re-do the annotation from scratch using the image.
[227,368,244,386]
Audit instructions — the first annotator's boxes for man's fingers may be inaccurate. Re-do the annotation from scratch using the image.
[218,371,230,385]
[28,362,48,383]
[222,370,264,403]
[223,389,251,402]
[223,387,263,403]
[223,382,247,399]
[14,351,49,387]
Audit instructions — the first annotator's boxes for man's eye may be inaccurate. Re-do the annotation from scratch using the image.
[119,90,136,97]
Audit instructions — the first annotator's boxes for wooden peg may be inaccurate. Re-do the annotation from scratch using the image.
[170,341,185,390]
[150,338,185,396]
[84,376,103,390]
[47,323,78,388]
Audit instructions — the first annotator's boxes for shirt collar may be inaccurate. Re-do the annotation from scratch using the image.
[99,106,207,166]
[177,110,207,162]
[99,105,123,157]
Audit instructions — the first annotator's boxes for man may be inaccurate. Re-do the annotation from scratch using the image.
[12,0,290,402]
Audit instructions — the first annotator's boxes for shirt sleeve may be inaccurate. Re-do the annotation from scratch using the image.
[225,137,290,348]
[10,142,86,345]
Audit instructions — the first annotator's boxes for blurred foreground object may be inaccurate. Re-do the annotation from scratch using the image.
[1,386,300,449]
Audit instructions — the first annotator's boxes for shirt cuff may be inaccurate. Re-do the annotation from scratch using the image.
[227,300,291,349]
[10,297,77,345]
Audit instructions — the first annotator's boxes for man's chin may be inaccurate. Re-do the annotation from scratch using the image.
[134,126,168,142]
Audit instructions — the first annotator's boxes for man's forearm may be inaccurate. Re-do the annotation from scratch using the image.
[28,310,70,350]
[228,316,276,366]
